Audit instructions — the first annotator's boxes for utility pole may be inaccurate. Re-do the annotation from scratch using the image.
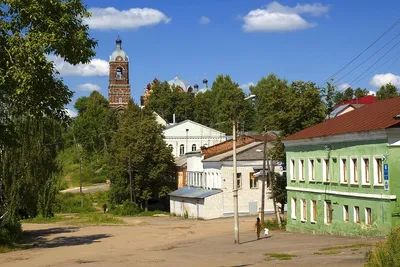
[233,115,239,244]
[128,157,133,203]
[267,157,281,227]
[261,127,267,223]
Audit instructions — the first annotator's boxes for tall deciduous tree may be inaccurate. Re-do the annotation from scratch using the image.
[376,83,399,100]
[0,0,96,244]
[108,101,176,210]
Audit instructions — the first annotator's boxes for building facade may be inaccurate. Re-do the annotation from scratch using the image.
[163,119,226,158]
[108,37,131,109]
[170,140,282,219]
[283,97,400,237]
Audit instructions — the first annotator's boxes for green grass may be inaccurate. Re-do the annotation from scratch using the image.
[318,243,374,251]
[314,250,340,255]
[132,210,170,217]
[264,253,297,261]
[262,218,287,231]
[0,244,36,254]
[73,213,125,225]
[21,215,72,224]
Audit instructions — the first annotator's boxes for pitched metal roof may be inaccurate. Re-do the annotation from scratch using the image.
[169,186,222,199]
[203,142,264,162]
[284,96,400,141]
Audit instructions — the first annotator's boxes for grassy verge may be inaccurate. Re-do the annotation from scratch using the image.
[314,250,340,255]
[265,253,297,261]
[318,243,374,251]
[21,213,124,226]
[21,215,73,224]
[262,218,287,231]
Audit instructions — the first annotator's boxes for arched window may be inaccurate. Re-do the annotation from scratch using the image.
[118,97,122,104]
[203,143,208,147]
[180,144,185,155]
[168,144,173,150]
[116,67,123,79]
[192,144,197,151]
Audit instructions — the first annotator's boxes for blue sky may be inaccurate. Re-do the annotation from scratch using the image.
[58,0,400,116]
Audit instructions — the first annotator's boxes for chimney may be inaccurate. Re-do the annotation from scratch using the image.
[173,114,176,124]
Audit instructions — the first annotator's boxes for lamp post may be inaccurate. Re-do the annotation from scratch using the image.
[233,94,256,244]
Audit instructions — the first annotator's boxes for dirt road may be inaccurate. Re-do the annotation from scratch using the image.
[0,216,382,267]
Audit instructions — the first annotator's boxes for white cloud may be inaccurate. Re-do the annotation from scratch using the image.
[200,16,211,24]
[240,82,255,90]
[76,83,101,92]
[370,73,400,88]
[85,7,171,30]
[242,1,329,32]
[338,83,350,91]
[368,90,376,96]
[266,2,329,17]
[47,55,109,77]
[66,109,77,118]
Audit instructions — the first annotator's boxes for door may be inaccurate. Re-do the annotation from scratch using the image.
[249,202,258,215]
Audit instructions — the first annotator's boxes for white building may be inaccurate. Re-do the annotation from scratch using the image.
[169,141,282,219]
[163,119,226,158]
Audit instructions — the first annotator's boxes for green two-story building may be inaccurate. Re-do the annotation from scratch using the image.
[282,97,400,236]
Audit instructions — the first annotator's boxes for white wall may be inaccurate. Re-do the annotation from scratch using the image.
[169,193,223,220]
[164,120,226,157]
[221,166,275,216]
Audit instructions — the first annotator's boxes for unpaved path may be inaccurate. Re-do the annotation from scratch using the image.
[0,216,382,267]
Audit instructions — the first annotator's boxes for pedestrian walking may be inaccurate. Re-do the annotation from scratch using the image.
[254,217,262,239]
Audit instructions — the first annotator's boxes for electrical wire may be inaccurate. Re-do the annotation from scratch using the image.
[319,17,400,86]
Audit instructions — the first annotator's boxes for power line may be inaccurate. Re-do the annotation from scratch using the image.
[320,17,400,86]
[343,38,400,90]
[334,31,400,85]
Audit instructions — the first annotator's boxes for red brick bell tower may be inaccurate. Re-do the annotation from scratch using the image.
[108,36,131,109]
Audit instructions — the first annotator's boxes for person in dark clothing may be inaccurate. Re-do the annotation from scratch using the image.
[254,217,262,239]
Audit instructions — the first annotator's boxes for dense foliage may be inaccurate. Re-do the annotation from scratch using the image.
[0,0,96,245]
[366,227,400,267]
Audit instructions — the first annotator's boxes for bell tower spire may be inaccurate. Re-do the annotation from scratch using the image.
[108,36,131,109]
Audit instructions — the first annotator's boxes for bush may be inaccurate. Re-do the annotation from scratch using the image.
[262,218,287,231]
[53,193,95,213]
[366,228,400,267]
[0,223,23,246]
[110,201,141,216]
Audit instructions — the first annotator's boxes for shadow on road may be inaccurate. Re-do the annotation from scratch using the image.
[22,227,111,249]
[239,235,272,245]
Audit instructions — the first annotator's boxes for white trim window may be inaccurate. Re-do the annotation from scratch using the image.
[291,198,297,219]
[290,159,296,181]
[343,205,349,222]
[310,200,317,223]
[354,206,360,223]
[299,159,305,181]
[340,157,348,183]
[301,199,307,222]
[308,159,315,181]
[365,208,372,225]
[350,157,358,184]
[324,201,332,224]
[373,157,383,185]
[361,157,370,185]
[322,158,330,182]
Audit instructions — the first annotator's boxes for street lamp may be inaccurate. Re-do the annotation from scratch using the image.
[233,94,256,244]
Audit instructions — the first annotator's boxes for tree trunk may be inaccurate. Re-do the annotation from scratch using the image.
[145,199,148,212]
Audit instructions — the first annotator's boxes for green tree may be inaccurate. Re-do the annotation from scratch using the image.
[343,87,354,101]
[269,173,287,214]
[194,90,215,127]
[108,101,176,210]
[0,0,96,244]
[74,97,89,114]
[354,87,370,99]
[376,83,399,100]
[322,81,338,115]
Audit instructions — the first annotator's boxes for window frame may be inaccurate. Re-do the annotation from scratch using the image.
[290,159,296,181]
[291,198,297,219]
[179,144,185,155]
[301,199,307,222]
[374,157,383,185]
[350,157,358,184]
[191,144,197,151]
[308,158,315,182]
[322,158,330,182]
[310,200,317,223]
[354,206,360,223]
[324,201,332,224]
[236,173,242,189]
[365,208,372,225]
[299,159,305,181]
[361,157,370,185]
[340,157,348,184]
[249,172,258,189]
[343,205,349,222]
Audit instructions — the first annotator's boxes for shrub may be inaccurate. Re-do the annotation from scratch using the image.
[262,218,287,230]
[0,223,23,246]
[366,228,400,267]
[110,201,141,216]
[53,193,95,213]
